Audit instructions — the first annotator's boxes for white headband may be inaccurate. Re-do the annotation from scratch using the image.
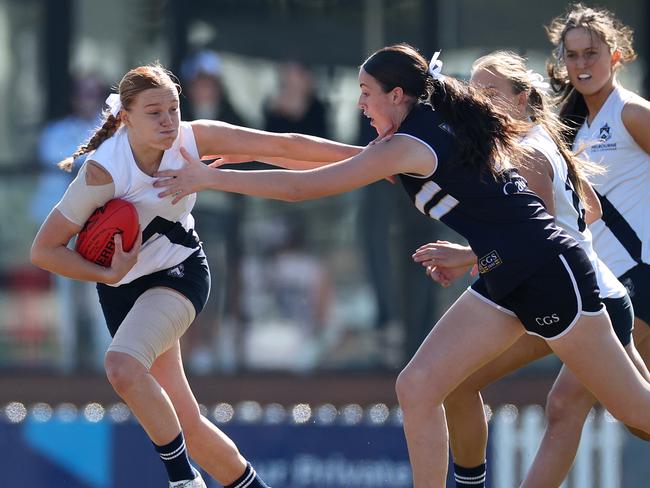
[428,51,444,80]
[105,93,122,117]
[526,70,550,92]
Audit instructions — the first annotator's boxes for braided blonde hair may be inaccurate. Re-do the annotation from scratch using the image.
[58,62,180,171]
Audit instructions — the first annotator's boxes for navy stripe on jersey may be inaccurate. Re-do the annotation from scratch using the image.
[566,180,587,232]
[143,216,200,249]
[597,192,642,263]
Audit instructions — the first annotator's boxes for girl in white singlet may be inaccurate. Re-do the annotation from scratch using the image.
[31,63,360,488]
[547,4,650,341]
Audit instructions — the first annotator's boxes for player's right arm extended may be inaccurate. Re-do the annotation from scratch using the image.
[192,120,362,164]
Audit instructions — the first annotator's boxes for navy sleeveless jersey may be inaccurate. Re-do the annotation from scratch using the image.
[395,103,577,300]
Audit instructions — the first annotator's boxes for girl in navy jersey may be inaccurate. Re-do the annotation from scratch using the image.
[154,44,650,487]
[412,51,650,488]
[30,64,359,488]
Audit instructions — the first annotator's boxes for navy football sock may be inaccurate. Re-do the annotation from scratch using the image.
[225,463,271,488]
[454,462,486,487]
[153,431,196,482]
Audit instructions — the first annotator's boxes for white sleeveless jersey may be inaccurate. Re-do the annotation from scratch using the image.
[574,85,650,277]
[522,125,626,298]
[87,121,200,286]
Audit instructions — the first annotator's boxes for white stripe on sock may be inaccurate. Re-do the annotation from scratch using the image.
[232,467,256,488]
[455,473,486,481]
[159,439,187,460]
[454,473,486,485]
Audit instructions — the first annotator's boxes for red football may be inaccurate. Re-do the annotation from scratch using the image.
[75,199,139,267]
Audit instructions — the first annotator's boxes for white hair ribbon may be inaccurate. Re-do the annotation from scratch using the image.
[526,70,550,92]
[105,93,122,117]
[428,51,444,80]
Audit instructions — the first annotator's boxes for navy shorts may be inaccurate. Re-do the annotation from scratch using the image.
[601,294,634,347]
[618,263,650,327]
[470,246,603,339]
[97,249,211,337]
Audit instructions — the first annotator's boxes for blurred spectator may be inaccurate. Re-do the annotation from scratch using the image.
[240,215,332,371]
[179,50,248,373]
[356,115,443,369]
[249,62,333,371]
[263,61,329,137]
[181,49,245,125]
[29,73,109,372]
[268,218,331,332]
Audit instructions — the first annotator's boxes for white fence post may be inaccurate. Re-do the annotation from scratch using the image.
[493,404,518,488]
[574,409,595,488]
[491,405,623,488]
[599,411,623,488]
[520,405,544,474]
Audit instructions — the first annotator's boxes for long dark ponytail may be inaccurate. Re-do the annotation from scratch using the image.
[362,44,529,177]
[429,76,529,176]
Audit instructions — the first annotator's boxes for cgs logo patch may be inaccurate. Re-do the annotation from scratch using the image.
[478,250,502,274]
[535,314,560,326]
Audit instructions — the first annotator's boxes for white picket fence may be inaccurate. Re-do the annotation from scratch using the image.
[492,405,623,488]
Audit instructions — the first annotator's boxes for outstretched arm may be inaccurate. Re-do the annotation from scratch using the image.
[207,151,395,183]
[206,154,343,170]
[191,120,362,164]
[155,134,435,204]
[199,124,398,170]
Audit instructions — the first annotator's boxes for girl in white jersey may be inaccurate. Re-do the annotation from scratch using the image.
[153,44,650,488]
[546,3,650,353]
[410,51,650,488]
[30,64,360,488]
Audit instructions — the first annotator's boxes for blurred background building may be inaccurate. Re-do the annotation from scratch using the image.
[1,1,649,486]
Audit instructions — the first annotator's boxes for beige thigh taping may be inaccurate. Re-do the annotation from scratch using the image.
[108,288,196,370]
